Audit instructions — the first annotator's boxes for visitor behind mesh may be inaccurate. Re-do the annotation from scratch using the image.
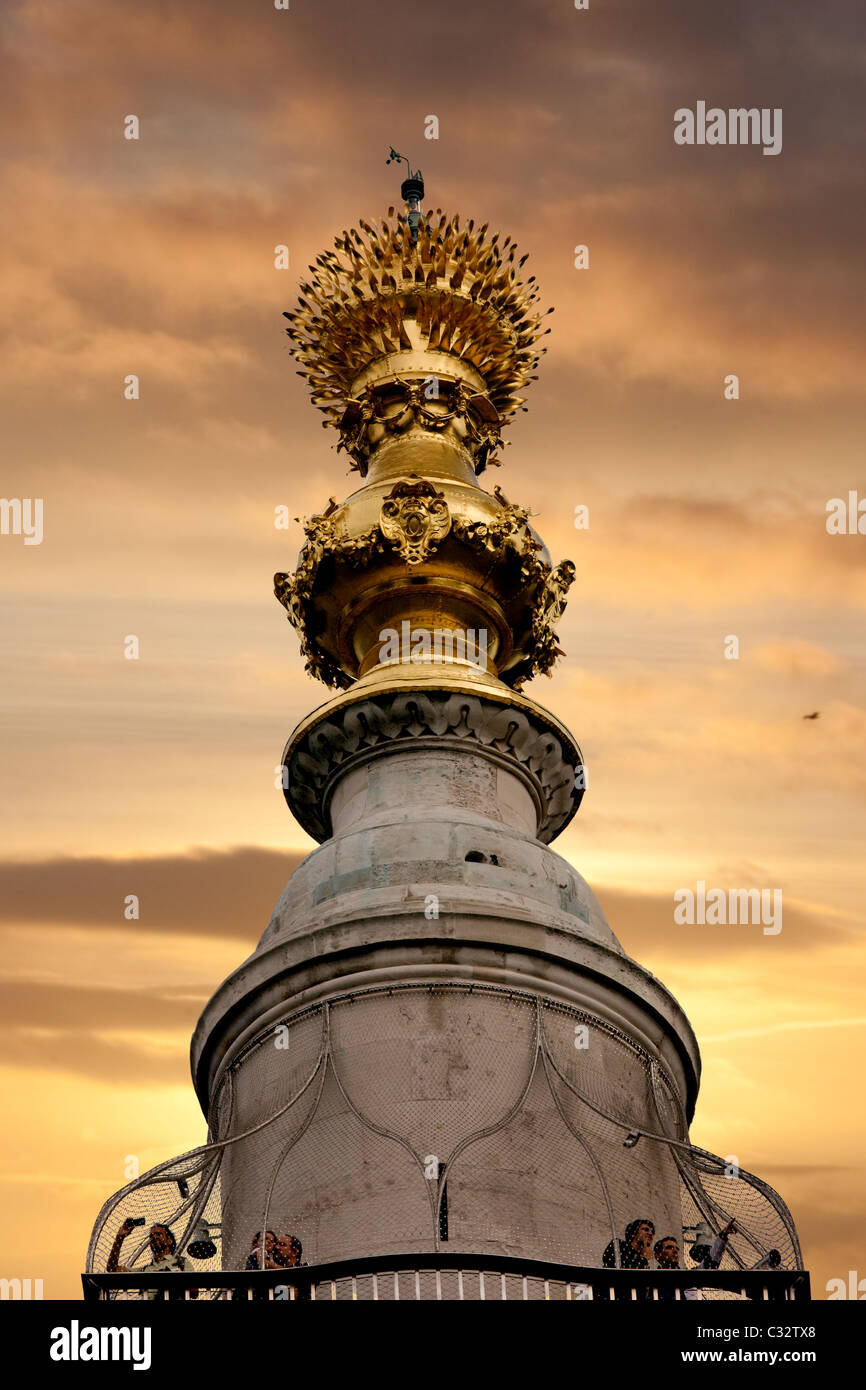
[602,1217,655,1269]
[106,1218,197,1300]
[599,1218,655,1301]
[245,1230,279,1270]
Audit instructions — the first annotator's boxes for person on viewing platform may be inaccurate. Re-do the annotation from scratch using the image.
[654,1235,682,1268]
[679,1219,739,1301]
[689,1218,738,1270]
[602,1217,655,1269]
[274,1234,304,1267]
[273,1234,307,1301]
[245,1229,279,1270]
[106,1218,197,1299]
[653,1234,684,1301]
[599,1217,655,1300]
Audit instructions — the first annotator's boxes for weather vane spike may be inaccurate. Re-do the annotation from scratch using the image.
[386,145,424,241]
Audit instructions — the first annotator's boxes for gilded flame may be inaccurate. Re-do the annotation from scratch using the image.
[282,207,552,429]
[275,200,574,695]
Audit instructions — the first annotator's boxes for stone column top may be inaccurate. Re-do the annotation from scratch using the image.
[282,671,585,844]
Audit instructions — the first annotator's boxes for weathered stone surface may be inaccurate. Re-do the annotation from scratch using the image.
[192,744,701,1131]
[211,988,687,1270]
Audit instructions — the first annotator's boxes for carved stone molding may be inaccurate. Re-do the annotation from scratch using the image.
[284,690,584,844]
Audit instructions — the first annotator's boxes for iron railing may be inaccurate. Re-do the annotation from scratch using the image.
[82,1253,811,1302]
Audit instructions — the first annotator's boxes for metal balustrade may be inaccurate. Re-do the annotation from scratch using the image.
[83,1254,811,1302]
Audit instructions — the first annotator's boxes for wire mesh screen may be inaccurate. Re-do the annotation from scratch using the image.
[86,983,803,1292]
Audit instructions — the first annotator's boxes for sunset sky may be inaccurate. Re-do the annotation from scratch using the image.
[1,0,864,1300]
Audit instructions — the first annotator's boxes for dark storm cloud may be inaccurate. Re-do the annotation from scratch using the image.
[0,982,208,1083]
[0,847,302,938]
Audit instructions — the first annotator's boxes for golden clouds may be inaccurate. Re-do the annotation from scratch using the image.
[0,0,863,1301]
[752,641,844,677]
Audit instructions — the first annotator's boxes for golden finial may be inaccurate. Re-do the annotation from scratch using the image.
[282,198,553,439]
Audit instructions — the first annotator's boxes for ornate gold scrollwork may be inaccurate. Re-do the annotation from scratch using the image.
[527,559,577,682]
[275,485,574,690]
[379,478,451,565]
[337,379,504,476]
[274,506,387,689]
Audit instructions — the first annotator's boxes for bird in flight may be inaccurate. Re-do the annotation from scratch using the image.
[802,712,820,720]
